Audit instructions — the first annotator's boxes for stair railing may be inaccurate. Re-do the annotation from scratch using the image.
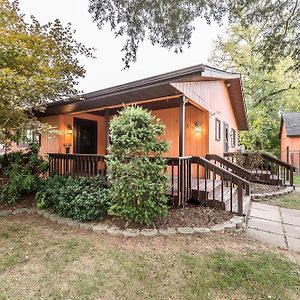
[206,153,252,188]
[224,152,295,186]
[191,156,250,215]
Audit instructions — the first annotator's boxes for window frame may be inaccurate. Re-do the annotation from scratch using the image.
[17,129,40,147]
[231,128,236,147]
[215,118,221,141]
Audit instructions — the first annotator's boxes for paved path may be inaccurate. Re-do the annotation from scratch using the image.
[246,202,300,252]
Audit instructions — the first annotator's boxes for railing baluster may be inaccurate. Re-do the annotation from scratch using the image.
[230,177,233,213]
[221,171,224,203]
[237,181,243,216]
[205,162,208,206]
[171,159,174,205]
[212,166,215,207]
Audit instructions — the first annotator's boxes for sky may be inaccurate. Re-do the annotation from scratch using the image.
[18,0,222,94]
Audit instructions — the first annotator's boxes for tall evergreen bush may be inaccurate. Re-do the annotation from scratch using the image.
[106,106,169,225]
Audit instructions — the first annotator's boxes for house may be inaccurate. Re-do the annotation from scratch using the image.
[36,64,248,159]
[35,64,255,214]
[280,112,300,170]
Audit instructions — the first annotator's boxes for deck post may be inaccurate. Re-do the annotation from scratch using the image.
[104,109,110,154]
[179,96,187,205]
[179,96,186,157]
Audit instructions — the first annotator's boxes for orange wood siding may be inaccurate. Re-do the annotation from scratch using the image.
[151,105,208,157]
[41,105,209,158]
[281,123,300,169]
[171,81,239,156]
[61,113,105,154]
[152,107,179,157]
[185,105,208,157]
[40,113,105,156]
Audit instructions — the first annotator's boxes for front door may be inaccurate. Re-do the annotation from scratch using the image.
[223,122,229,153]
[74,118,97,154]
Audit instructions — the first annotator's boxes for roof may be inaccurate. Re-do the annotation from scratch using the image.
[281,112,300,137]
[36,64,248,130]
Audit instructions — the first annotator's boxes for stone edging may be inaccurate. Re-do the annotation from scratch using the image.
[250,186,294,201]
[0,207,246,237]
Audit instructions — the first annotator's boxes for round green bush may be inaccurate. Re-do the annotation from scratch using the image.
[36,175,109,222]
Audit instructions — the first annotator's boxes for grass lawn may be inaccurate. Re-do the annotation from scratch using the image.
[294,173,300,187]
[1,215,300,299]
[266,192,300,210]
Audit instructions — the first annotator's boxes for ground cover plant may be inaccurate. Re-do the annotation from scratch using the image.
[106,106,169,226]
[0,215,300,300]
[36,175,109,222]
[0,143,48,203]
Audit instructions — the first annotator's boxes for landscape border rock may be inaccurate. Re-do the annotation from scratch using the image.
[251,186,294,201]
[0,207,247,238]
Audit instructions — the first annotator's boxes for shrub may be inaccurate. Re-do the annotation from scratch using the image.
[106,106,169,226]
[230,151,264,170]
[0,143,48,203]
[36,175,109,222]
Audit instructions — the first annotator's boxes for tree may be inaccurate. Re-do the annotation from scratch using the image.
[209,24,300,154]
[0,0,93,142]
[106,106,169,226]
[88,0,299,69]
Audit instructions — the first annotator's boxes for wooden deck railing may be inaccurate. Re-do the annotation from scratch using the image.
[48,153,106,177]
[48,153,249,215]
[166,156,192,207]
[224,152,295,186]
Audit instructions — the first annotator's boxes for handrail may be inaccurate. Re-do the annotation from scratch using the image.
[260,153,296,170]
[48,153,105,158]
[206,154,252,181]
[192,156,249,185]
[224,151,295,186]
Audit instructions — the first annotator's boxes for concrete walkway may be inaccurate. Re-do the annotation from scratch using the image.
[246,202,300,252]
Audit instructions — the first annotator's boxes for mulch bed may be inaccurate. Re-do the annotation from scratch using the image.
[0,192,233,230]
[102,204,233,230]
[250,183,286,194]
[0,195,36,211]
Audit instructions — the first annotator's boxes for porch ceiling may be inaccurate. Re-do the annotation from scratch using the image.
[90,96,183,116]
[35,83,182,117]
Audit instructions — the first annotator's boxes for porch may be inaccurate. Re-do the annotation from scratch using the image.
[48,153,251,216]
[48,151,295,217]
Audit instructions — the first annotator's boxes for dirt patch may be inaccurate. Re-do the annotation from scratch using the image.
[101,204,233,230]
[0,194,36,210]
[251,183,285,194]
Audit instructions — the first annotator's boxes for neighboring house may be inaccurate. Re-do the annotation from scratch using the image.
[0,130,39,155]
[36,64,248,158]
[280,112,300,170]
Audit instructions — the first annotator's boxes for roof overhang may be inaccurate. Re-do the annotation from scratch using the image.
[35,64,248,130]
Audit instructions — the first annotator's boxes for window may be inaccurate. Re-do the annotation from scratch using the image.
[215,118,221,141]
[17,129,40,147]
[231,128,236,147]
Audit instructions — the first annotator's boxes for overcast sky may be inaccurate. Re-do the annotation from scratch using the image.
[19,0,222,94]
